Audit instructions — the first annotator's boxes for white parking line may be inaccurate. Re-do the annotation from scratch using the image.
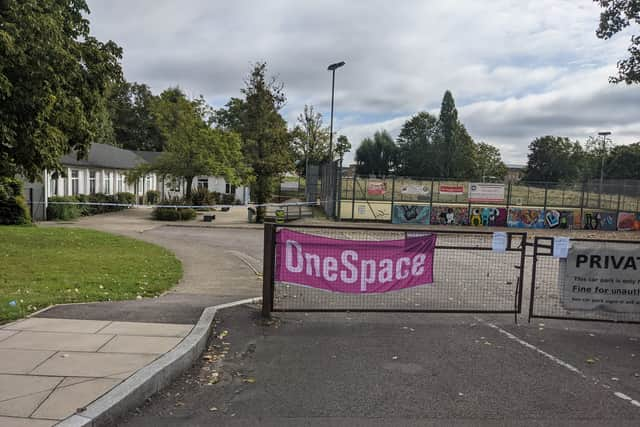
[476,317,640,410]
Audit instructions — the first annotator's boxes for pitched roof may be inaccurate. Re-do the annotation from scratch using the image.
[135,150,163,163]
[60,143,148,170]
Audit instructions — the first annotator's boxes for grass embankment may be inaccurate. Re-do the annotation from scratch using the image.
[0,226,182,323]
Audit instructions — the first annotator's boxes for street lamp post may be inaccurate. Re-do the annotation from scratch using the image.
[597,131,611,209]
[327,61,345,161]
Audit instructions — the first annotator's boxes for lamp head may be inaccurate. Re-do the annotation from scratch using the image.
[327,61,346,71]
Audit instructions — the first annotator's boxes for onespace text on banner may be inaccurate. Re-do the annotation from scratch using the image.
[559,241,640,313]
[275,229,436,293]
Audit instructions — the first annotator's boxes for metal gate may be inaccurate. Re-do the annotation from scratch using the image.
[263,224,526,318]
[529,237,640,324]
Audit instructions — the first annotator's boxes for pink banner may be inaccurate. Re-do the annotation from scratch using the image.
[275,229,436,293]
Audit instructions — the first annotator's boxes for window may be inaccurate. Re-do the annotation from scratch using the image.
[170,179,181,192]
[71,170,79,195]
[103,172,111,195]
[197,178,208,190]
[49,173,58,196]
[145,175,152,192]
[89,171,96,194]
[225,183,236,194]
[116,175,123,193]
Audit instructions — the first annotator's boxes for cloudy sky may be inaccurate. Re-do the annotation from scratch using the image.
[86,0,640,165]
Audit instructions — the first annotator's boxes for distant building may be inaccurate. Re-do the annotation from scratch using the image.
[505,163,526,183]
[25,143,249,220]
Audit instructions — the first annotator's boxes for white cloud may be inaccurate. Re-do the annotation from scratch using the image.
[85,0,640,166]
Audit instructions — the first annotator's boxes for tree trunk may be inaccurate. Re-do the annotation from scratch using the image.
[254,175,269,223]
[185,176,194,200]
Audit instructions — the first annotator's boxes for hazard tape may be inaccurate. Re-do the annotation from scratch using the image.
[34,200,322,210]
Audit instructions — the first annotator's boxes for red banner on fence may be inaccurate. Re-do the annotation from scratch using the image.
[439,184,465,195]
[275,229,437,293]
[367,181,387,195]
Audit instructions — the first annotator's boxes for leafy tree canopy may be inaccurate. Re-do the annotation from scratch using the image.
[107,80,166,151]
[0,0,122,180]
[134,88,248,199]
[523,136,584,182]
[396,112,439,177]
[291,104,330,175]
[595,0,640,84]
[355,130,397,176]
[335,135,351,162]
[473,142,508,180]
[215,62,293,219]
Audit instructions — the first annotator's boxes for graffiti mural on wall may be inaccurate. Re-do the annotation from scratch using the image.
[507,208,545,228]
[616,212,640,231]
[544,210,580,229]
[583,211,617,231]
[469,207,507,227]
[431,206,469,225]
[392,205,431,224]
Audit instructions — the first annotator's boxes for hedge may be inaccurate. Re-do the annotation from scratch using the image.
[0,177,31,225]
[47,192,136,220]
[152,207,197,221]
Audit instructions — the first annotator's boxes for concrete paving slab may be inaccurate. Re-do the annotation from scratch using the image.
[31,352,157,378]
[0,330,18,342]
[3,318,110,334]
[0,349,55,374]
[0,390,52,418]
[0,374,62,418]
[0,416,57,427]
[98,335,182,355]
[32,377,121,420]
[97,322,192,337]
[0,331,114,352]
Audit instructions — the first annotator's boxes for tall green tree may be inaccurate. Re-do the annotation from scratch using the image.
[215,62,293,221]
[524,136,584,182]
[335,135,351,163]
[142,88,247,199]
[605,142,640,179]
[436,91,476,178]
[291,104,330,175]
[595,0,640,84]
[473,142,508,180]
[396,112,439,177]
[107,81,166,151]
[0,0,122,180]
[355,131,397,176]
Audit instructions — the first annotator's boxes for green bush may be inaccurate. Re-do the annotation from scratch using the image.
[152,207,197,221]
[191,188,213,206]
[221,193,236,205]
[0,177,31,225]
[210,191,222,204]
[146,190,160,205]
[47,196,81,220]
[116,192,136,205]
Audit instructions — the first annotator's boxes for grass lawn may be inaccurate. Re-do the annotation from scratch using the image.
[0,226,182,323]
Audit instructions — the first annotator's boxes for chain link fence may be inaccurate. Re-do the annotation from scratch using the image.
[262,224,526,315]
[529,237,640,324]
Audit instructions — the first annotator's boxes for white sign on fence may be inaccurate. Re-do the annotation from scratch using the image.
[400,184,430,196]
[559,241,640,313]
[468,183,505,203]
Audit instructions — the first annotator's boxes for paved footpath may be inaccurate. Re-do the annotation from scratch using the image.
[0,318,193,426]
[1,209,264,425]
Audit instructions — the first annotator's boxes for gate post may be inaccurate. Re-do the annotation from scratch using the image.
[351,175,357,220]
[262,223,276,318]
[390,176,396,224]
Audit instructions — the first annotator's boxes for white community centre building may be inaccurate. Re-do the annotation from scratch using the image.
[24,143,250,221]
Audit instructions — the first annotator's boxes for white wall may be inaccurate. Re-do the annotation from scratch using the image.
[160,175,249,204]
[45,167,158,197]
